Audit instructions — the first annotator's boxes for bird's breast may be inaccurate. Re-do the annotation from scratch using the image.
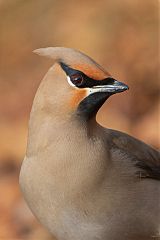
[19,134,109,239]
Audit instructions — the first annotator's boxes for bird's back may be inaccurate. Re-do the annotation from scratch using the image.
[100,128,160,239]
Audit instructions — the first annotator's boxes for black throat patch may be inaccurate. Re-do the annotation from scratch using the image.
[76,92,111,121]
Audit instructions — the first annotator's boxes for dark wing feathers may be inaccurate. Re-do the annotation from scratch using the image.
[135,148,160,180]
[107,129,160,180]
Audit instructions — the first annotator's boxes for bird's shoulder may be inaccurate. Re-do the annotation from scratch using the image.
[105,128,160,180]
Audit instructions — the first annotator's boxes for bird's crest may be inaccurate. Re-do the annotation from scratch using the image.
[33,47,111,80]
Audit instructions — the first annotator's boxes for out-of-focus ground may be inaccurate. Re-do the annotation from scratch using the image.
[0,0,159,239]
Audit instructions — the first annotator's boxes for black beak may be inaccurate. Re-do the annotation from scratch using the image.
[90,78,129,94]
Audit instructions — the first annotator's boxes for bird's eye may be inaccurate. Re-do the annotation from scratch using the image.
[70,74,84,86]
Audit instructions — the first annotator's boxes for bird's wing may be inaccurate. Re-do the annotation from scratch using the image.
[106,129,160,180]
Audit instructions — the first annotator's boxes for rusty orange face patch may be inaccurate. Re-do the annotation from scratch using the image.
[69,88,87,110]
[71,64,111,80]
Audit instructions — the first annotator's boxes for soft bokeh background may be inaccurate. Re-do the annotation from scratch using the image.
[0,0,159,239]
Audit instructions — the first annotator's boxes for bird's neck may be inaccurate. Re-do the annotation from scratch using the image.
[73,113,101,139]
[26,103,101,158]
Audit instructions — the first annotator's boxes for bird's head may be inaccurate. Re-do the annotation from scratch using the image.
[33,47,128,121]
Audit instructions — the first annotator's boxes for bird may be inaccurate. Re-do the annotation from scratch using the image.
[19,47,160,240]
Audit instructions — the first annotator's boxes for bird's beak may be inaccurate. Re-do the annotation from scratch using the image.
[89,78,129,94]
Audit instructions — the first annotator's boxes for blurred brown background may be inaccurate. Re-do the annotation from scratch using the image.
[0,0,159,239]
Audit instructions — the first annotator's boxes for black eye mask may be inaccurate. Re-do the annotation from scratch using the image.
[60,62,115,88]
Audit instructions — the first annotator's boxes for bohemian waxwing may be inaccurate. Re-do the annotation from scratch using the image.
[20,47,160,240]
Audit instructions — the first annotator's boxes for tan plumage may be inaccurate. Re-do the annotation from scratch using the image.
[20,47,160,240]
